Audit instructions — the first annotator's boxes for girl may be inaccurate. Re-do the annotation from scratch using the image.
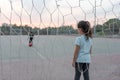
[72,21,93,80]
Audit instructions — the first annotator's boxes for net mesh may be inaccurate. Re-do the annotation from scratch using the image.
[0,0,120,80]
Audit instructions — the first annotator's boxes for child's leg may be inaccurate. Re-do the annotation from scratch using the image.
[83,63,89,80]
[74,63,81,80]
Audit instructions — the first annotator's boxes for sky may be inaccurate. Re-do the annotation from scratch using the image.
[0,0,120,28]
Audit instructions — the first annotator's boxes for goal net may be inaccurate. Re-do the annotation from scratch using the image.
[0,0,120,80]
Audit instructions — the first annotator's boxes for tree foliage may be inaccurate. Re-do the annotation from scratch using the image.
[0,23,77,35]
[0,18,120,35]
[95,18,120,35]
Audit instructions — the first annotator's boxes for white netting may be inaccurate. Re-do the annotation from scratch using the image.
[0,0,120,80]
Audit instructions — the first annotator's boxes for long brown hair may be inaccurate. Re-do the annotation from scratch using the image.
[77,21,92,40]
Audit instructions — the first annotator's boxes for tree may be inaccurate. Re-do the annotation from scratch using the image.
[103,18,120,34]
[95,24,103,33]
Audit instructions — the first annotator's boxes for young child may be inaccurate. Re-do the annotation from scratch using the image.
[29,31,34,46]
[72,21,93,80]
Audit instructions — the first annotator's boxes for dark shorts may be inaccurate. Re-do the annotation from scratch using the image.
[29,37,33,43]
[74,62,90,80]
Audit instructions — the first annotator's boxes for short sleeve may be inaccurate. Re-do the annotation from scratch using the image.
[75,37,81,46]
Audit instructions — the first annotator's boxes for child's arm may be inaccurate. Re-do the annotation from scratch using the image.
[72,45,80,67]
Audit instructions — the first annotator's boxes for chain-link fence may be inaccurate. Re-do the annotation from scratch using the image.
[0,0,120,36]
[0,0,120,80]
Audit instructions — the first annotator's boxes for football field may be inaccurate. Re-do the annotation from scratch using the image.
[0,35,120,80]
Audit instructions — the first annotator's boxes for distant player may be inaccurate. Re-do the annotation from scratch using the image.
[29,31,34,47]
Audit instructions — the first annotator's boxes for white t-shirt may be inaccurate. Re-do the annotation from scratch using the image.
[75,34,93,63]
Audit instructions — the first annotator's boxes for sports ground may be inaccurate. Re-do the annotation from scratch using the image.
[0,35,120,80]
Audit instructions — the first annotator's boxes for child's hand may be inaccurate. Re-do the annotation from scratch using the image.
[72,61,75,67]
